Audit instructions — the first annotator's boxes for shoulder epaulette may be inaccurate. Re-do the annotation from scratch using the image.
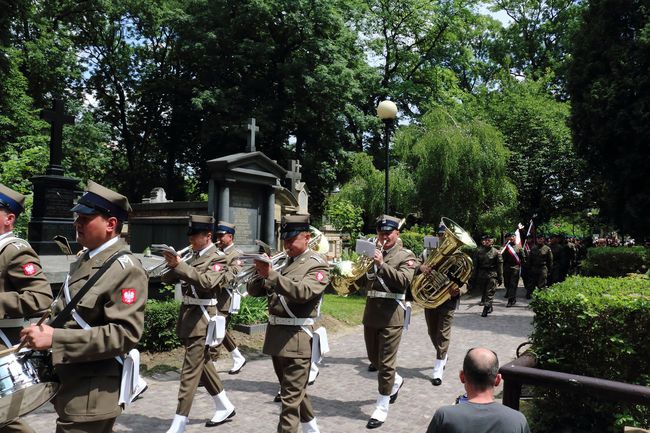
[310,253,327,265]
[117,254,134,269]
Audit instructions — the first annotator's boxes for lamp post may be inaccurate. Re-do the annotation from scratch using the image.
[377,100,397,214]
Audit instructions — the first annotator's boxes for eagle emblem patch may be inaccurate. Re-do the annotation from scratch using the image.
[22,263,37,276]
[121,288,136,304]
[316,272,324,282]
[213,263,222,272]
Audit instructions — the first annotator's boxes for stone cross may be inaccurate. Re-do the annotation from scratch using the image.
[245,118,259,152]
[286,159,302,194]
[41,99,75,176]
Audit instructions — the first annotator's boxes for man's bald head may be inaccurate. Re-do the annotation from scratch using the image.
[463,347,499,391]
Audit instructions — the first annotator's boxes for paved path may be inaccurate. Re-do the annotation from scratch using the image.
[24,289,533,432]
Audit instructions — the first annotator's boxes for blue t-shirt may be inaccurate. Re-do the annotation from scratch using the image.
[426,402,531,433]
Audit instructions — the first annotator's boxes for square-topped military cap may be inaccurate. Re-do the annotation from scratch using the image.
[376,214,401,232]
[437,223,447,234]
[71,180,131,221]
[216,221,236,235]
[480,234,493,240]
[280,214,310,240]
[0,184,26,216]
[188,215,215,235]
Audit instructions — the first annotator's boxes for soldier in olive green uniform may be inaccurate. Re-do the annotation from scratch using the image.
[358,215,416,429]
[526,234,553,298]
[0,184,53,433]
[213,221,247,374]
[21,181,148,433]
[548,234,563,285]
[521,235,535,297]
[502,232,524,307]
[162,216,237,433]
[416,224,459,387]
[248,215,329,433]
[472,235,503,317]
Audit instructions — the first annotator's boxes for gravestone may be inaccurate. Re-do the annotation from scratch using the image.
[28,100,81,255]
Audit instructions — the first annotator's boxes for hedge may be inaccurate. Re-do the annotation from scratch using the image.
[140,299,181,352]
[529,276,650,432]
[579,247,648,277]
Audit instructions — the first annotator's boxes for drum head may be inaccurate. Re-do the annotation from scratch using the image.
[0,382,58,427]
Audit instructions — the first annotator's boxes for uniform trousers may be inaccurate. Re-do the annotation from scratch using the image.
[271,356,314,433]
[477,276,497,305]
[504,267,520,300]
[222,329,237,352]
[55,419,115,433]
[424,307,454,360]
[177,335,224,416]
[364,325,403,395]
[1,420,35,433]
[530,270,548,293]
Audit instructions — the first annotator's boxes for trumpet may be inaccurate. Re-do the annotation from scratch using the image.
[145,245,193,277]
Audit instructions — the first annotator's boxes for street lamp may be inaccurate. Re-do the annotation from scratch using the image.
[377,100,398,214]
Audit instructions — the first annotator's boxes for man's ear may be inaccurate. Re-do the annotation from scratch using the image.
[494,373,502,387]
[459,370,466,384]
[106,216,119,233]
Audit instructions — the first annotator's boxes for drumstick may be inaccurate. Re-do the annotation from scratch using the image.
[14,309,52,352]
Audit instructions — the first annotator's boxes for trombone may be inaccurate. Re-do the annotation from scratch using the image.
[145,245,193,277]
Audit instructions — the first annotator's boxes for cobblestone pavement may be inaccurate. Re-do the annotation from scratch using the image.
[24,288,533,432]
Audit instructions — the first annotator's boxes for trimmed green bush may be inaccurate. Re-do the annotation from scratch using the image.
[529,276,650,432]
[400,230,425,256]
[580,247,648,277]
[229,296,268,327]
[140,299,181,352]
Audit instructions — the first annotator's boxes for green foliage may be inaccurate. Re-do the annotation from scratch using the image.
[229,296,268,326]
[400,231,425,257]
[140,300,181,352]
[579,247,649,278]
[568,0,650,238]
[324,197,364,240]
[539,214,591,239]
[529,276,650,432]
[320,293,366,325]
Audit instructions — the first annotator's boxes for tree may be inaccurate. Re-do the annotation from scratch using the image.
[568,0,650,239]
[324,197,364,240]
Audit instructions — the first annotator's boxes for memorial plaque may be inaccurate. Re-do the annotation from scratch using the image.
[229,187,260,247]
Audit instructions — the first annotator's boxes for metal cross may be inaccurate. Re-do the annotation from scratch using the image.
[41,99,75,176]
[286,159,302,194]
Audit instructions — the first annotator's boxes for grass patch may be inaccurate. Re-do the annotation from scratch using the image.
[321,293,366,325]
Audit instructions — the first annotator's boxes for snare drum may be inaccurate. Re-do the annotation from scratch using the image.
[0,351,58,427]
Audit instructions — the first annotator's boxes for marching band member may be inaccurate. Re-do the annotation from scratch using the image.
[20,180,147,433]
[359,215,417,429]
[247,214,329,433]
[162,215,238,433]
[0,184,53,433]
[213,220,247,374]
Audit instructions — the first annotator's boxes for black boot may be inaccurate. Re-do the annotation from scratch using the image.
[481,303,493,317]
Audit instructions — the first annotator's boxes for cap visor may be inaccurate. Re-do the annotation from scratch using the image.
[71,203,98,215]
[377,225,396,232]
[280,230,302,240]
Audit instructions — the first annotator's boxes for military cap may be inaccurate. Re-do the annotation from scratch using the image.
[437,224,447,234]
[216,220,236,235]
[505,232,515,237]
[187,215,215,235]
[281,214,310,240]
[376,215,401,232]
[537,233,546,239]
[71,180,132,221]
[480,234,493,240]
[0,184,25,216]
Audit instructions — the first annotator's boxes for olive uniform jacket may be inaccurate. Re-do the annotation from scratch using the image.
[527,244,553,274]
[359,242,417,328]
[472,246,504,282]
[162,243,237,339]
[51,238,147,423]
[0,232,52,347]
[215,243,243,314]
[247,249,330,359]
[502,244,525,270]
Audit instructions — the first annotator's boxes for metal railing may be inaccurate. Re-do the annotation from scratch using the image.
[499,353,650,410]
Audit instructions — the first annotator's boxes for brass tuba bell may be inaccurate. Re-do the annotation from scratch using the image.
[411,217,476,309]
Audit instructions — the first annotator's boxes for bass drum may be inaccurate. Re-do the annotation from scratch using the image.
[0,350,59,427]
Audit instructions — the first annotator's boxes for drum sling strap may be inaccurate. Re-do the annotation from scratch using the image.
[49,251,141,407]
[0,236,23,347]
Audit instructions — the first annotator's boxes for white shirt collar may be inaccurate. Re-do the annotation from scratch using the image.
[197,242,214,257]
[0,231,14,241]
[88,236,120,259]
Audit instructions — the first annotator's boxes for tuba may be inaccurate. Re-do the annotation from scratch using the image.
[411,217,476,309]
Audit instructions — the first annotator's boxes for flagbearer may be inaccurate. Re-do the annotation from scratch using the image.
[502,232,524,307]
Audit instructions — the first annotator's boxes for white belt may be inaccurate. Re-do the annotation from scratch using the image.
[367,290,406,300]
[182,296,218,306]
[268,315,315,326]
[0,317,39,328]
